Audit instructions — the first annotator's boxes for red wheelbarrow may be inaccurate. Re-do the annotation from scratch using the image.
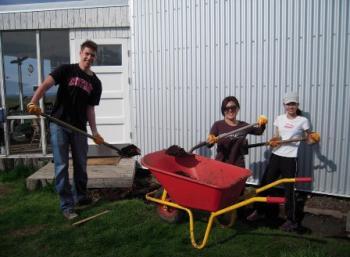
[141,150,311,249]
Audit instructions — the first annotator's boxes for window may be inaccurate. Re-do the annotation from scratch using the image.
[40,30,70,113]
[95,44,122,66]
[1,30,69,155]
[2,31,37,116]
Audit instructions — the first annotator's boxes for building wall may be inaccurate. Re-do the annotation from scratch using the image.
[0,5,129,30]
[131,0,350,197]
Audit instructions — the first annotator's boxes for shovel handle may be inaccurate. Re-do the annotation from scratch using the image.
[40,112,123,155]
[247,137,307,149]
[217,122,259,140]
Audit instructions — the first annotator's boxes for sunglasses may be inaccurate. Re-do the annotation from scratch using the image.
[224,105,238,112]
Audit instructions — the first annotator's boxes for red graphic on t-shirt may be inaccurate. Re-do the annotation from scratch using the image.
[68,77,93,94]
[284,123,294,129]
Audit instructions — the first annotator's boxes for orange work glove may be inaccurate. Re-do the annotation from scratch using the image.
[93,133,104,145]
[257,115,268,126]
[307,132,320,144]
[268,136,282,148]
[207,134,218,145]
[26,102,42,116]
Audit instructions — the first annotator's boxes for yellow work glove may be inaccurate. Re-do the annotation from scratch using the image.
[93,133,104,145]
[268,136,282,148]
[26,102,42,116]
[207,134,218,145]
[307,132,320,144]
[257,115,268,126]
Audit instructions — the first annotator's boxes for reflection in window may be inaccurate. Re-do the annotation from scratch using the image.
[95,44,122,66]
[2,31,37,116]
[1,30,69,155]
[40,30,70,114]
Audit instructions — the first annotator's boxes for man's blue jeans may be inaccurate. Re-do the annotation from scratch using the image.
[50,122,88,212]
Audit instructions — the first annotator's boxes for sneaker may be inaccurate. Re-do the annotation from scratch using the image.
[77,197,93,206]
[63,209,78,220]
[246,210,265,221]
[75,197,99,210]
[279,220,298,232]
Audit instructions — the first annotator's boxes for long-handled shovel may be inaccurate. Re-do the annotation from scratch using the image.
[40,112,141,158]
[247,137,306,149]
[246,132,320,149]
[166,115,268,157]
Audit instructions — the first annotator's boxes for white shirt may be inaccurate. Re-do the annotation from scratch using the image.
[272,114,310,158]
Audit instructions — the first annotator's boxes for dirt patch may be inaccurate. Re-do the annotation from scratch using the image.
[89,168,160,201]
[9,224,48,238]
[305,194,350,214]
[0,183,13,198]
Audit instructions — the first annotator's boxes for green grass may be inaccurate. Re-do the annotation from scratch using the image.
[0,167,349,257]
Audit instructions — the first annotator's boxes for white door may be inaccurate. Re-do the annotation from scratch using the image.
[70,38,131,145]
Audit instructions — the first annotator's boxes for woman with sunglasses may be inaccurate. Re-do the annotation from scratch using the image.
[207,96,266,168]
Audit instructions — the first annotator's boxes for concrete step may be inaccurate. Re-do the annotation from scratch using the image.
[26,157,136,191]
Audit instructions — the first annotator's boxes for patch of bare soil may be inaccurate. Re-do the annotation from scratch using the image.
[89,168,160,201]
[9,224,48,238]
[304,194,350,214]
[0,183,12,198]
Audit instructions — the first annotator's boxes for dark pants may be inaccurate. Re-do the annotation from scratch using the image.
[257,153,298,222]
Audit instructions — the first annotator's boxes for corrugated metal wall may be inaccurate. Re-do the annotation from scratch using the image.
[132,0,350,197]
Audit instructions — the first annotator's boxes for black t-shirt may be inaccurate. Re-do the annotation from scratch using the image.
[210,120,265,167]
[50,64,102,130]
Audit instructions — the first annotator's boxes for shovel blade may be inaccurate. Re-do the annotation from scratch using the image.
[119,144,141,158]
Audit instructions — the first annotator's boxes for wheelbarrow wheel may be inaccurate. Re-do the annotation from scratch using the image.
[216,210,237,228]
[154,187,184,224]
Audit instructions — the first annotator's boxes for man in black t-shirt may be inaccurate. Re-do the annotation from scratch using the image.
[27,40,103,220]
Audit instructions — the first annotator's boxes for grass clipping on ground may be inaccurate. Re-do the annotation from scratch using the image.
[0,166,349,257]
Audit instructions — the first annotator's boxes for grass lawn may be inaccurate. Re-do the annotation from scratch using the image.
[0,166,349,257]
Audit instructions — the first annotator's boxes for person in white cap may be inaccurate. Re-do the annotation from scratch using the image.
[247,92,316,232]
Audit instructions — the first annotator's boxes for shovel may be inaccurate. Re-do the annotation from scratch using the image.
[166,115,268,157]
[246,132,320,149]
[40,112,141,158]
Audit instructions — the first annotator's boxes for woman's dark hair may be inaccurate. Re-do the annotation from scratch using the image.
[296,108,302,116]
[221,96,240,115]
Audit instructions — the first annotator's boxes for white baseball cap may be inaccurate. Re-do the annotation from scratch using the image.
[283,92,299,104]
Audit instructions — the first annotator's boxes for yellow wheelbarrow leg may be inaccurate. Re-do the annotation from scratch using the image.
[146,190,284,249]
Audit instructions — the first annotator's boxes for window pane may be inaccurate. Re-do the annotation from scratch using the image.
[6,118,47,154]
[40,30,70,114]
[95,44,122,66]
[2,31,37,115]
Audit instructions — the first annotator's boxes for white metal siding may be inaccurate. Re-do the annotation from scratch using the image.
[132,0,350,197]
[0,6,129,30]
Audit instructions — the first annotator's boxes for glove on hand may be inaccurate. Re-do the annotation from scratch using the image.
[307,132,320,144]
[207,134,218,145]
[93,133,104,145]
[26,102,42,116]
[257,115,268,126]
[268,136,282,148]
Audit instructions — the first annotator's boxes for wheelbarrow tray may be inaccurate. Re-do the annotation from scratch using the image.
[141,150,251,212]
